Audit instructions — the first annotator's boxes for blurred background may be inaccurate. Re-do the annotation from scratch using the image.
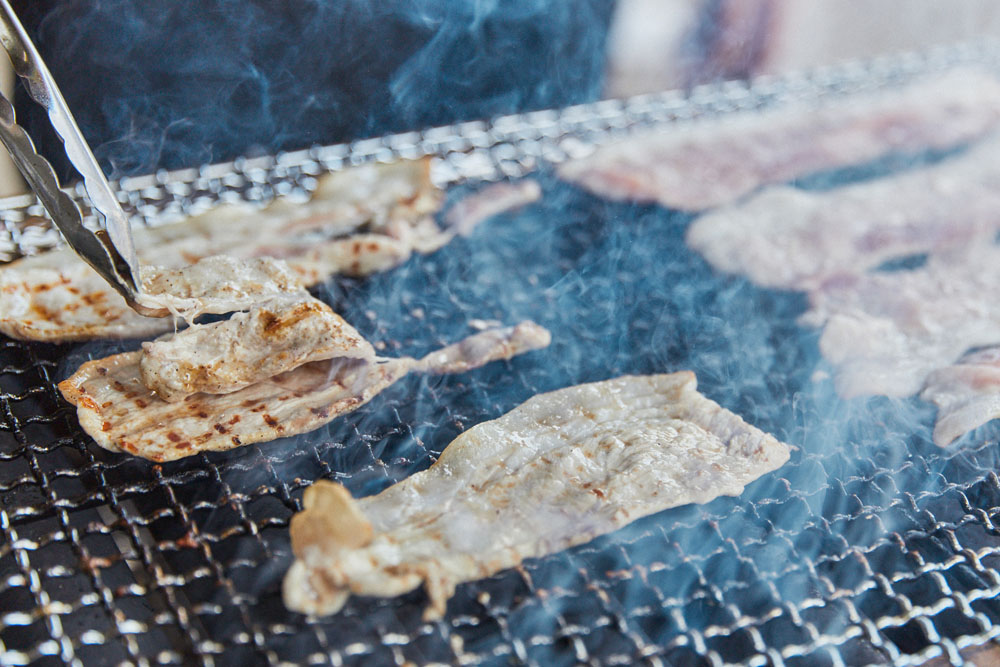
[4,0,1000,194]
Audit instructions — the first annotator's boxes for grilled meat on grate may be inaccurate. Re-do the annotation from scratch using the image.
[59,322,551,461]
[558,68,1000,211]
[284,372,790,620]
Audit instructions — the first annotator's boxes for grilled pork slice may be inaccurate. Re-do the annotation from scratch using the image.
[686,133,1000,290]
[139,296,375,402]
[1,159,449,342]
[921,348,1000,447]
[59,322,551,462]
[137,255,305,320]
[442,180,542,236]
[558,68,1000,211]
[801,247,1000,399]
[283,372,790,619]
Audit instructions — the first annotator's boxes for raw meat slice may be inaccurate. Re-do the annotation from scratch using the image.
[559,68,1000,211]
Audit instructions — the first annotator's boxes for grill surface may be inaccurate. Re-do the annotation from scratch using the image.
[4,43,1000,667]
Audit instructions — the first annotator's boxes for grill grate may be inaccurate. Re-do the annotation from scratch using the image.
[5,42,1000,666]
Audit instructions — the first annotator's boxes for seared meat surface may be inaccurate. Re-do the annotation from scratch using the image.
[283,372,790,619]
[59,322,551,462]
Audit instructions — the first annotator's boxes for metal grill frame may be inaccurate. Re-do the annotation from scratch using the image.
[4,40,1000,667]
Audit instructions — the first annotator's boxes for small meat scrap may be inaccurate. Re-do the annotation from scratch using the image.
[137,255,305,320]
[139,296,375,402]
[416,320,551,374]
[558,68,1000,211]
[686,133,1000,289]
[59,322,550,462]
[802,247,1000,398]
[921,348,1000,447]
[1,159,445,342]
[443,180,542,236]
[283,372,790,619]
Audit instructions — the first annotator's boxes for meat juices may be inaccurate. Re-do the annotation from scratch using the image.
[59,322,551,462]
[1,159,451,342]
[283,372,790,619]
[686,133,1000,290]
[559,68,1000,211]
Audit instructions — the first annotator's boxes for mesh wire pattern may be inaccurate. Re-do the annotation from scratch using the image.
[4,42,1000,667]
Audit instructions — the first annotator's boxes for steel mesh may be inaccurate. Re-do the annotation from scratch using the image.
[5,42,1000,667]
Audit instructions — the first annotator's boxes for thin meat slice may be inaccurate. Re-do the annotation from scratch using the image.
[58,322,550,462]
[921,348,1000,447]
[1,159,448,342]
[443,180,542,236]
[282,372,790,619]
[137,255,305,320]
[686,133,1000,289]
[559,68,1000,211]
[802,247,1000,398]
[139,296,375,402]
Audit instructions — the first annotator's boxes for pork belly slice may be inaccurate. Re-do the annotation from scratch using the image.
[0,159,447,342]
[802,247,1000,398]
[686,134,1000,289]
[921,348,1000,447]
[558,68,1000,211]
[58,322,550,462]
[283,372,790,619]
[139,296,375,403]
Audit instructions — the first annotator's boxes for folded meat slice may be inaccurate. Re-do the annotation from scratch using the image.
[58,322,551,462]
[921,347,1000,447]
[559,68,1000,211]
[137,255,305,320]
[686,133,1000,289]
[802,247,1000,398]
[139,296,375,402]
[1,159,450,342]
[283,372,790,619]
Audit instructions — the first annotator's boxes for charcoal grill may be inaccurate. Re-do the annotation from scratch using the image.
[4,41,1000,666]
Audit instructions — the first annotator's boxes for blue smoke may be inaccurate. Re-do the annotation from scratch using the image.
[12,0,614,179]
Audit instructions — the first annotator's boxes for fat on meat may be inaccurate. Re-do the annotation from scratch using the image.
[921,347,1000,447]
[139,296,375,402]
[686,133,1000,289]
[58,322,551,462]
[558,68,1000,211]
[282,372,790,619]
[0,159,451,342]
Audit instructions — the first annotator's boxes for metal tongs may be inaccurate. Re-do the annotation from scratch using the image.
[0,1,154,315]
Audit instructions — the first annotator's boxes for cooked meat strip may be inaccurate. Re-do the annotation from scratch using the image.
[921,347,1000,447]
[801,247,1000,398]
[558,68,1000,211]
[1,159,451,342]
[416,320,551,374]
[283,372,790,619]
[137,255,305,320]
[59,322,550,462]
[139,296,375,402]
[443,180,542,236]
[686,133,1000,289]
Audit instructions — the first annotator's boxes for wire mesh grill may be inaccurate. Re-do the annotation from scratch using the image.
[5,42,1000,667]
